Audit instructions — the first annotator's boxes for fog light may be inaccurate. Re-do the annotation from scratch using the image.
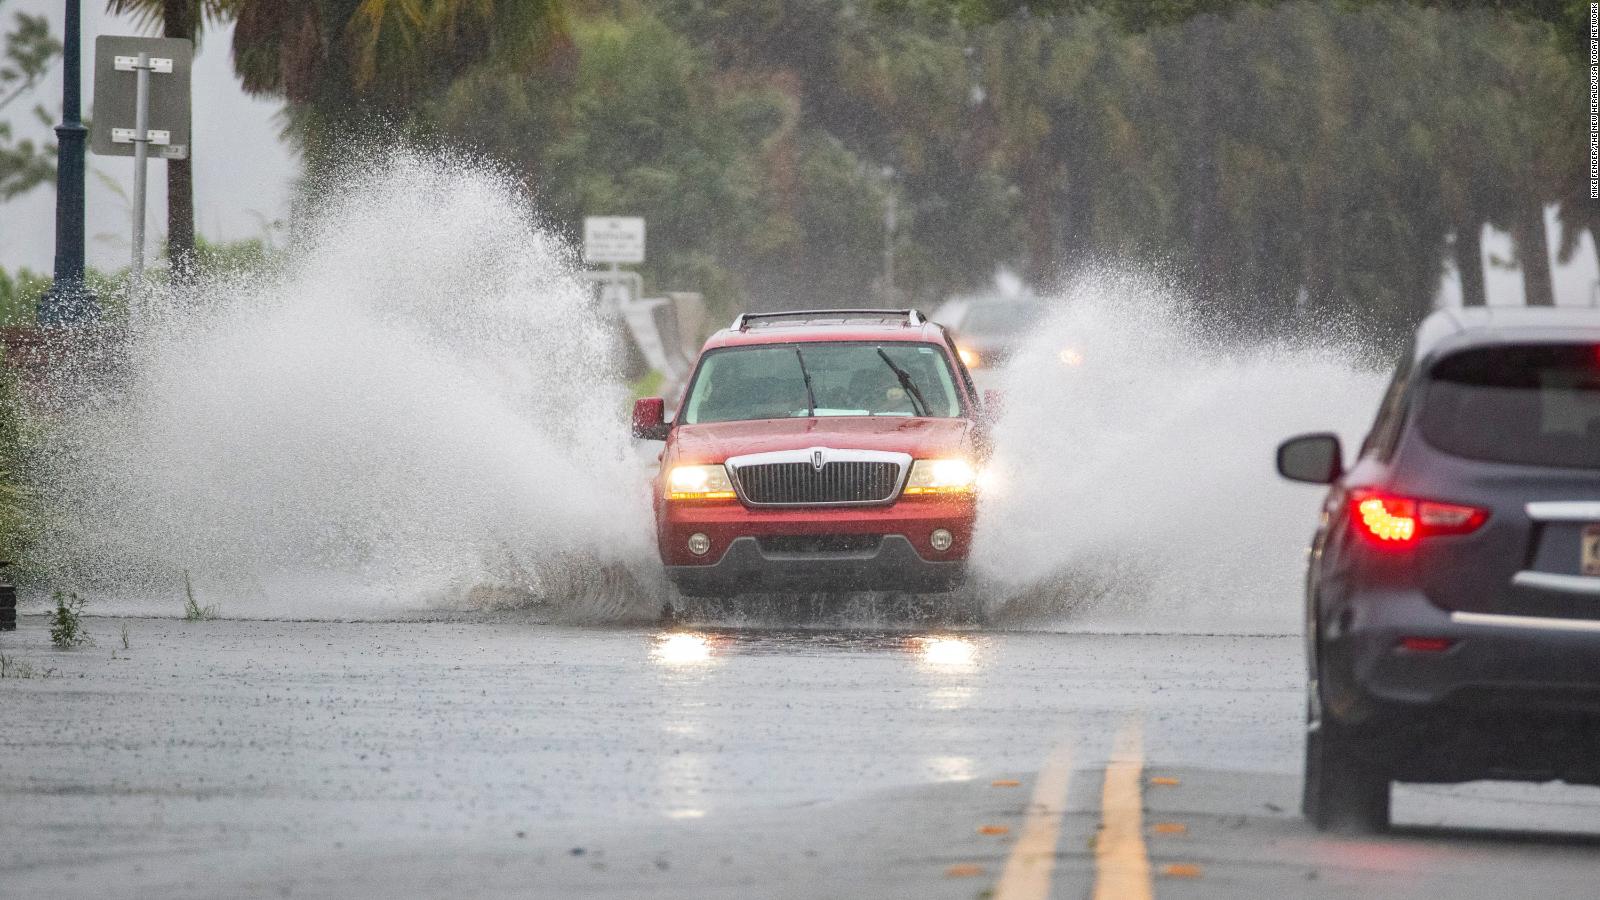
[687,533,712,556]
[930,529,954,552]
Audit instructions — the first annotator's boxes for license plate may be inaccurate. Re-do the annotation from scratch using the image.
[1583,525,1600,576]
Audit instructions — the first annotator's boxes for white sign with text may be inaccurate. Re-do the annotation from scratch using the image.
[583,217,646,264]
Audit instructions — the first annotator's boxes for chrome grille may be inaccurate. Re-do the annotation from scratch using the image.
[735,461,901,505]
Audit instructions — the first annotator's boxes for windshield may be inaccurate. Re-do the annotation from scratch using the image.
[681,342,963,424]
[1419,344,1600,469]
[960,302,1045,338]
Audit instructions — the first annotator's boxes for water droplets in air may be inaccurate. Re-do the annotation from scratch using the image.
[34,150,658,619]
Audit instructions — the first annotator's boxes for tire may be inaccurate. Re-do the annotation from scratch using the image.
[1303,716,1391,833]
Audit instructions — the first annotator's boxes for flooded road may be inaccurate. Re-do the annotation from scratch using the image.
[3,615,1598,898]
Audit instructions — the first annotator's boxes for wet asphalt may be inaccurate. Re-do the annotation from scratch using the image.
[3,614,1599,899]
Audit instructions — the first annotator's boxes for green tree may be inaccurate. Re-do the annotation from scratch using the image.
[0,4,62,200]
[226,0,567,160]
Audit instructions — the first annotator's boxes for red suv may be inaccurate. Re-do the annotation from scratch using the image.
[632,309,989,598]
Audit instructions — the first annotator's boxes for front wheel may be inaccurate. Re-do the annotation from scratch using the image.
[1303,717,1391,833]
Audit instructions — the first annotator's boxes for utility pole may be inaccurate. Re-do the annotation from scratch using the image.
[38,0,99,325]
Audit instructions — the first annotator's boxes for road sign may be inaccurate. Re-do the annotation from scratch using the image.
[584,217,646,264]
[90,36,193,285]
[90,37,192,160]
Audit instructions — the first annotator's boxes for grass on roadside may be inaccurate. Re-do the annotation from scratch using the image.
[49,590,90,648]
[0,652,53,678]
[629,369,665,399]
[182,570,218,620]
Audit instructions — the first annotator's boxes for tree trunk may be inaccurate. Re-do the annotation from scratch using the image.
[164,0,196,283]
[1022,154,1055,291]
[1512,202,1554,307]
[1455,219,1486,307]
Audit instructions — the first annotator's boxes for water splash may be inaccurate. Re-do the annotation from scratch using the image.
[34,150,658,619]
[30,165,1387,632]
[974,269,1387,633]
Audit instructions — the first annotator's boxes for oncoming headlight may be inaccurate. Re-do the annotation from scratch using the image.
[666,464,737,500]
[903,458,979,495]
[957,346,982,369]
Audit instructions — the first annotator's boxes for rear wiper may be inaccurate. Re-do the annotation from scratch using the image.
[875,347,928,417]
[794,347,818,417]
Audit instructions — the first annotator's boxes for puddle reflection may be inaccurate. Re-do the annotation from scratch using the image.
[924,755,976,782]
[912,635,979,671]
[648,628,989,671]
[651,631,716,667]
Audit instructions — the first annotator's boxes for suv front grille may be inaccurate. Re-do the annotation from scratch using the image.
[735,461,901,505]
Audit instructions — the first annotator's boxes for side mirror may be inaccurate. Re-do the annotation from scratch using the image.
[632,397,670,441]
[1277,433,1343,484]
[983,388,1005,421]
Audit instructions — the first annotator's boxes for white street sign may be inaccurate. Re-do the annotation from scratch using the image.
[584,216,645,264]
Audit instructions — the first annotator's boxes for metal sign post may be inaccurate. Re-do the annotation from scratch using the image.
[128,51,153,283]
[91,36,192,287]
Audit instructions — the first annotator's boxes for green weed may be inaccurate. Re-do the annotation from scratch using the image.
[0,653,52,678]
[182,571,217,620]
[49,590,90,648]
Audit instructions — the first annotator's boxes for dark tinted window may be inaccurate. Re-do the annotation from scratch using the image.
[1418,344,1600,468]
[1359,343,1415,461]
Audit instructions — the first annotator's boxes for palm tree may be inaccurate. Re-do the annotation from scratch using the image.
[108,0,566,263]
[229,0,567,152]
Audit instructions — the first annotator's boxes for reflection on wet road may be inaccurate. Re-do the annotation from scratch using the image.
[4,616,1600,899]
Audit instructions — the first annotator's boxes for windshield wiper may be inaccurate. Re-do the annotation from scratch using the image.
[794,347,818,417]
[875,347,928,417]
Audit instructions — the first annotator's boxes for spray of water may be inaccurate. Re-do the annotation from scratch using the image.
[975,269,1387,634]
[29,155,1385,632]
[34,150,658,619]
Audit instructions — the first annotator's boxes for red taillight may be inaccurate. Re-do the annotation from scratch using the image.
[1349,490,1487,545]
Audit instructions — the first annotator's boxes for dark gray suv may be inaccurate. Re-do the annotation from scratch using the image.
[1278,307,1600,832]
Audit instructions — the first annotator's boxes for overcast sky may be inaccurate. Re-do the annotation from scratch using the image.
[1,0,296,274]
[0,1,1594,306]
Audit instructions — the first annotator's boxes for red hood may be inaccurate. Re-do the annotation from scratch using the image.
[670,416,974,464]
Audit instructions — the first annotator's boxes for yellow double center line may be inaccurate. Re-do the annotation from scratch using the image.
[1093,720,1153,900]
[992,718,1153,900]
[992,742,1075,900]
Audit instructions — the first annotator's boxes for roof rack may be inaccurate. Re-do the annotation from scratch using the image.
[729,309,926,331]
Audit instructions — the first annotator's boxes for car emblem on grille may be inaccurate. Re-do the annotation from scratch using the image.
[811,449,826,472]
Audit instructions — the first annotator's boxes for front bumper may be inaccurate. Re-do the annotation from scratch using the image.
[667,535,966,596]
[658,495,974,595]
[1321,588,1600,782]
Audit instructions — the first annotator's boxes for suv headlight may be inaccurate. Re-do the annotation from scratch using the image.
[666,464,737,500]
[903,458,978,495]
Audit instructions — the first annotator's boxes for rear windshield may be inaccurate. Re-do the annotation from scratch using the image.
[681,342,963,425]
[1418,344,1600,469]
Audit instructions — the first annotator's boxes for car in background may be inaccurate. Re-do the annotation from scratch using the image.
[1277,306,1600,832]
[944,298,1048,373]
[632,309,991,601]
